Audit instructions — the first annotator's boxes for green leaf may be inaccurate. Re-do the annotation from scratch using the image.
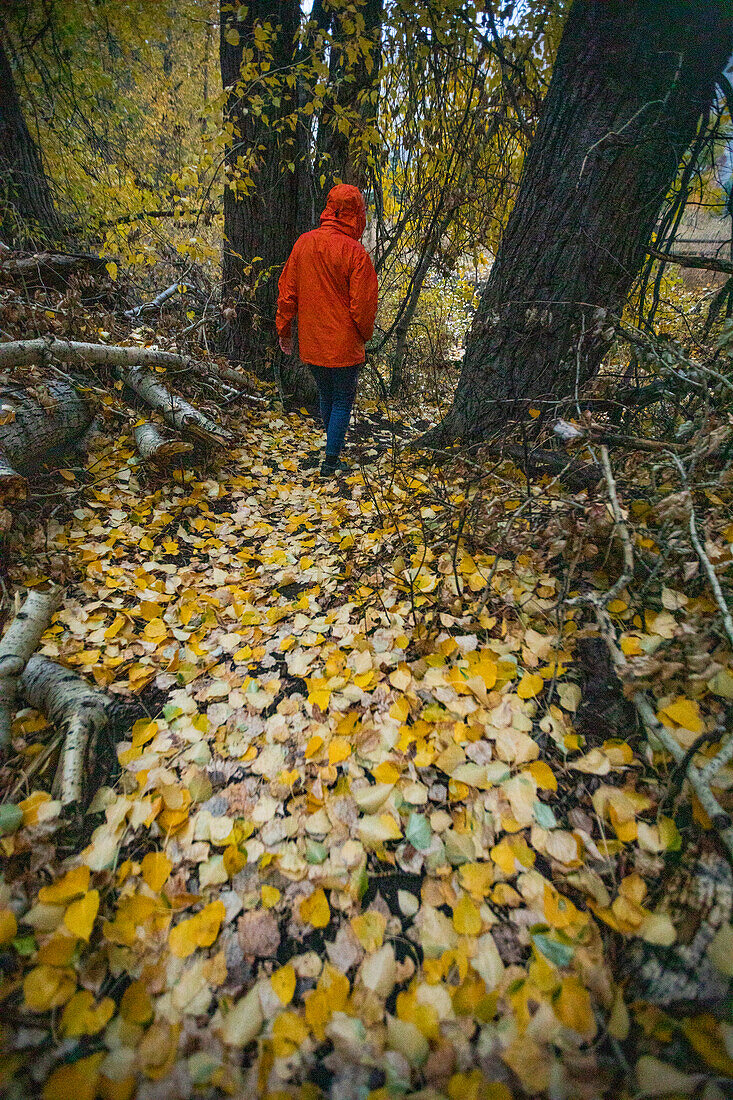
[306,839,327,864]
[0,804,23,836]
[405,812,432,851]
[12,934,37,956]
[532,932,575,968]
[532,801,557,829]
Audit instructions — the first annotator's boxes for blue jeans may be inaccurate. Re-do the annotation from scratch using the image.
[308,363,360,458]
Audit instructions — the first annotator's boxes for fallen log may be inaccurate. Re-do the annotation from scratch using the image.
[0,250,108,292]
[0,336,252,390]
[20,655,111,807]
[0,381,92,497]
[0,589,59,748]
[133,420,193,463]
[119,366,230,446]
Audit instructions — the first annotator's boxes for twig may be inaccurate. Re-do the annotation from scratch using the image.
[670,453,733,650]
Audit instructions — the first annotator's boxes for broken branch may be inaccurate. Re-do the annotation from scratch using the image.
[119,366,230,446]
[133,420,193,463]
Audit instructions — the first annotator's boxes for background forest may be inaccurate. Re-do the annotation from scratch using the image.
[3,2,733,1099]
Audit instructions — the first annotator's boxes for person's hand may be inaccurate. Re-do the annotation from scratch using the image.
[279,334,293,356]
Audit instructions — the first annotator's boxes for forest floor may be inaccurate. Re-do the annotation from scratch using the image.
[2,348,733,1100]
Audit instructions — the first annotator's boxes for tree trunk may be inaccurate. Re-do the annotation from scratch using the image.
[439,0,733,441]
[0,37,61,246]
[0,336,251,390]
[219,1,301,367]
[20,655,111,807]
[314,0,383,203]
[133,422,193,464]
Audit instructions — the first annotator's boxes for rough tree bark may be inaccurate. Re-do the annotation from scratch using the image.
[219,0,301,366]
[0,36,61,245]
[0,381,91,494]
[437,0,733,441]
[314,0,383,204]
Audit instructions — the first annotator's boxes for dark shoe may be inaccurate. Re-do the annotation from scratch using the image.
[320,457,349,477]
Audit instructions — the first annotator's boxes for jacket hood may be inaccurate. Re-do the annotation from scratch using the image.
[319,184,366,239]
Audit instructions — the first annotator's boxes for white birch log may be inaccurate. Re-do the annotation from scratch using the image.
[19,655,111,807]
[0,337,250,389]
[0,381,92,491]
[119,366,229,446]
[133,421,193,463]
[0,589,60,748]
[124,282,182,319]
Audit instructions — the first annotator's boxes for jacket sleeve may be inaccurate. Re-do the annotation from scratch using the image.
[348,247,378,343]
[275,244,299,339]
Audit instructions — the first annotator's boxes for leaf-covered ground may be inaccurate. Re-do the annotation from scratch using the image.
[2,387,733,1100]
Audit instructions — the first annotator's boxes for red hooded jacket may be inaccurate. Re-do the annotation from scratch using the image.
[276,184,378,369]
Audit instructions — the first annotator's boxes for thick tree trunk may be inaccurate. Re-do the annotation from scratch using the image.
[0,37,61,246]
[314,0,383,203]
[439,0,733,441]
[219,1,301,367]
